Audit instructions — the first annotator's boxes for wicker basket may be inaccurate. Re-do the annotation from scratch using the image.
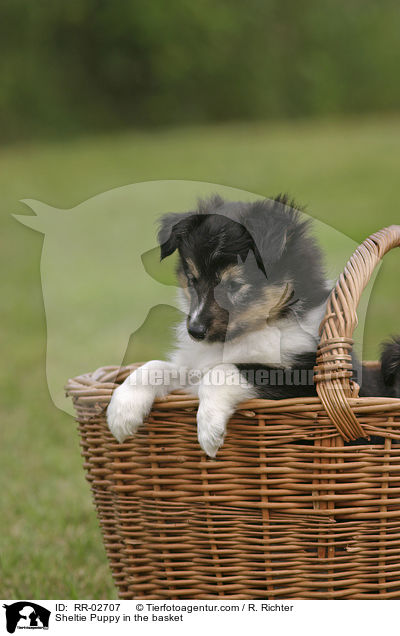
[66,225,400,599]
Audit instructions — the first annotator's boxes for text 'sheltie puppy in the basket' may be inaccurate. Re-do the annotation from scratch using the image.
[107,195,400,456]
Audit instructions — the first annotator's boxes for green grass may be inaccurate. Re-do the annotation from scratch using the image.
[1,115,399,598]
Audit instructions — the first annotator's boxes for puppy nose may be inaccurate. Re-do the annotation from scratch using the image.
[188,320,207,340]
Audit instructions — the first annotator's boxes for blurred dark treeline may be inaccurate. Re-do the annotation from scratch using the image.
[1,0,400,141]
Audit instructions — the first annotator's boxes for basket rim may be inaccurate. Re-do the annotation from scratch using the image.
[65,361,400,417]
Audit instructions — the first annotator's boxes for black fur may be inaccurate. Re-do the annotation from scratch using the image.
[380,337,400,393]
[237,346,400,402]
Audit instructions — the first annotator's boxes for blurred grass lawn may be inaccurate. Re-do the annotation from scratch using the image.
[0,115,399,598]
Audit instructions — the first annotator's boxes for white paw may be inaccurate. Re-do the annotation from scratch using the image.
[197,400,230,458]
[107,382,154,443]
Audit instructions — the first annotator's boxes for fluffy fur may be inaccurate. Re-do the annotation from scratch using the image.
[107,195,400,456]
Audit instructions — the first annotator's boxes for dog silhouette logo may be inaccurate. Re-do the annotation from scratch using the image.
[2,602,50,633]
[13,181,366,416]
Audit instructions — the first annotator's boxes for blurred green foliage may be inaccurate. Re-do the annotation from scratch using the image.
[1,0,400,141]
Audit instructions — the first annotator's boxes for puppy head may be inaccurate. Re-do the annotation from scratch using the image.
[158,195,309,343]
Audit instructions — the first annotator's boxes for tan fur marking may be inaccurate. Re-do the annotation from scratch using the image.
[177,270,191,300]
[219,264,245,283]
[186,258,200,279]
[207,301,229,338]
[227,282,294,332]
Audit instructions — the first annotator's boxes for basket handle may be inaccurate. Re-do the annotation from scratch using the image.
[314,225,400,441]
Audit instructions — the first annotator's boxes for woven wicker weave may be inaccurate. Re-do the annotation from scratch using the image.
[66,225,400,599]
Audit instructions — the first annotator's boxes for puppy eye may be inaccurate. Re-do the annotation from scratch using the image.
[226,280,242,294]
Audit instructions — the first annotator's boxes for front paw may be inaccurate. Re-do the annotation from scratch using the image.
[197,401,229,458]
[107,382,154,443]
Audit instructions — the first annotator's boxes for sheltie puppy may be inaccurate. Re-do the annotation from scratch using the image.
[107,195,400,456]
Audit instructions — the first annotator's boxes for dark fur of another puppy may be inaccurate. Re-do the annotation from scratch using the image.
[107,195,400,455]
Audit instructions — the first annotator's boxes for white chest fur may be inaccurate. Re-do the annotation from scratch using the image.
[169,302,326,372]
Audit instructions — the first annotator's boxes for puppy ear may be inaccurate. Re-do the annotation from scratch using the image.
[243,198,302,274]
[158,211,201,260]
[158,213,185,260]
